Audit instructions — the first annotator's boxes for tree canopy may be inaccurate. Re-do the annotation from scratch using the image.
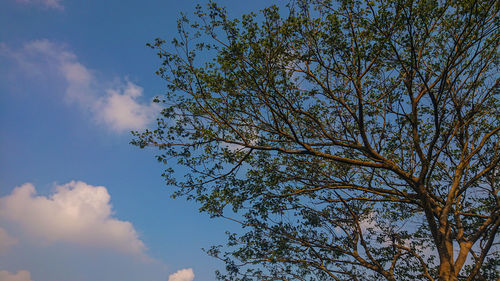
[133,0,499,280]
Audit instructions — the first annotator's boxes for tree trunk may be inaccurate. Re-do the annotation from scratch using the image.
[439,258,458,281]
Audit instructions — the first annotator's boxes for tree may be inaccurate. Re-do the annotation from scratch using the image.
[133,0,499,280]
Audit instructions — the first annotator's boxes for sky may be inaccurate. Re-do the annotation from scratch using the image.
[0,0,273,280]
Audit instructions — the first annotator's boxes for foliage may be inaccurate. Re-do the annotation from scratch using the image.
[133,0,499,280]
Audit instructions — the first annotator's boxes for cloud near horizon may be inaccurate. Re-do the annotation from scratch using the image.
[0,39,160,132]
[0,181,149,259]
[0,270,33,281]
[168,268,195,281]
[0,227,18,254]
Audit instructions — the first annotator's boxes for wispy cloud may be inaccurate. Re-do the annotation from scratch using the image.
[15,0,64,10]
[0,181,148,259]
[0,270,33,281]
[168,268,195,281]
[0,39,160,133]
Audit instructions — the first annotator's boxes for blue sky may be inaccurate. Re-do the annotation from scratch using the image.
[0,0,272,280]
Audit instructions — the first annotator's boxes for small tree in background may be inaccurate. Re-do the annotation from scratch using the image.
[133,0,499,280]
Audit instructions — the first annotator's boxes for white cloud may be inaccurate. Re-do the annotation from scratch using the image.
[0,270,33,281]
[0,181,147,258]
[16,0,63,10]
[0,39,160,132]
[168,268,195,281]
[0,227,18,254]
[96,82,160,132]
